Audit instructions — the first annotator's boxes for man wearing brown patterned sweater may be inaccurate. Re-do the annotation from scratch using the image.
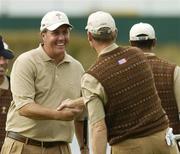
[129,22,180,151]
[0,36,14,151]
[81,11,179,154]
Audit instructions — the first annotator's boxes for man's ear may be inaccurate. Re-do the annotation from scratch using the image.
[41,32,46,41]
[87,31,93,42]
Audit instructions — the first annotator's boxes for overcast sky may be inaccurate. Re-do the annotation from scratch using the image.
[0,0,180,17]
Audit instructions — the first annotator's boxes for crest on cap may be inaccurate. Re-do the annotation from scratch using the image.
[56,13,62,20]
[129,22,156,41]
[40,10,73,32]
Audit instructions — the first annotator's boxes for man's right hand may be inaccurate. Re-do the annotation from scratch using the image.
[57,98,84,111]
[56,107,83,121]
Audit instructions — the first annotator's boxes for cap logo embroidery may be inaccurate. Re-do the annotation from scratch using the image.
[118,58,127,65]
[56,13,62,20]
[1,106,7,114]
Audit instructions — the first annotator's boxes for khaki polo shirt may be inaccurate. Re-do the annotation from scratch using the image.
[81,46,180,125]
[6,44,84,142]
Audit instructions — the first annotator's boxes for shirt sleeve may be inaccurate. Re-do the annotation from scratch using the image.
[10,55,36,109]
[81,73,107,125]
[174,66,180,113]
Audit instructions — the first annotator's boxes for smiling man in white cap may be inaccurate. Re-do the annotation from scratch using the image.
[129,22,180,152]
[1,11,87,154]
[81,12,179,154]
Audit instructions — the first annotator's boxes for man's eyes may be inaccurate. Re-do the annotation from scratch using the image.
[51,31,68,35]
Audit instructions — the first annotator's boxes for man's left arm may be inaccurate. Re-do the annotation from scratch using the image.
[91,118,107,154]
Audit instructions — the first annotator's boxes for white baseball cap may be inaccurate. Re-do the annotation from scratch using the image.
[40,11,73,32]
[3,42,9,49]
[85,11,117,34]
[129,22,156,41]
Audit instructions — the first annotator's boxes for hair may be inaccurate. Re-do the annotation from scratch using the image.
[130,34,155,49]
[91,27,117,43]
[131,40,155,49]
[40,25,71,34]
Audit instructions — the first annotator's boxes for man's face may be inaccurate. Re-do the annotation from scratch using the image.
[0,56,8,77]
[42,25,70,59]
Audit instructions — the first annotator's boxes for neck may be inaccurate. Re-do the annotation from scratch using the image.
[141,47,153,53]
[94,42,112,55]
[42,45,65,64]
[54,54,65,64]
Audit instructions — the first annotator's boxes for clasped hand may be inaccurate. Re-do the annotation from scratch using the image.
[56,98,84,121]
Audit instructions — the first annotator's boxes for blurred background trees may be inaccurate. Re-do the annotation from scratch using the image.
[0,0,180,71]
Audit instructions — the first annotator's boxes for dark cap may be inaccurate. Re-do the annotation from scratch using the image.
[0,36,14,59]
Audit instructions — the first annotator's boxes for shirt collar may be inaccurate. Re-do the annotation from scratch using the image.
[0,76,9,90]
[98,43,119,57]
[38,44,71,64]
[144,52,156,56]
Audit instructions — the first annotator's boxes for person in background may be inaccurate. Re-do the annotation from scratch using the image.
[0,36,14,151]
[1,11,87,154]
[129,22,180,151]
[81,11,179,154]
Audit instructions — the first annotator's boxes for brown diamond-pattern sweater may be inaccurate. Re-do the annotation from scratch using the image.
[146,55,180,134]
[0,76,12,149]
[87,46,168,145]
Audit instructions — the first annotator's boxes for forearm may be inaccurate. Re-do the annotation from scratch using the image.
[75,120,89,153]
[75,120,85,148]
[91,119,107,154]
[72,97,84,108]
[18,102,81,121]
[18,102,56,119]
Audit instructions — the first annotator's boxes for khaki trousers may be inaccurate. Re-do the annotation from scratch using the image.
[111,129,179,154]
[0,137,71,154]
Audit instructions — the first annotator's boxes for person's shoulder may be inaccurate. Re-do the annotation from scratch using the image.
[155,56,177,66]
[126,46,143,53]
[16,47,39,62]
[121,46,144,56]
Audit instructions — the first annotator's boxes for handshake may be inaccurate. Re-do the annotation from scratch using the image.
[56,97,85,121]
